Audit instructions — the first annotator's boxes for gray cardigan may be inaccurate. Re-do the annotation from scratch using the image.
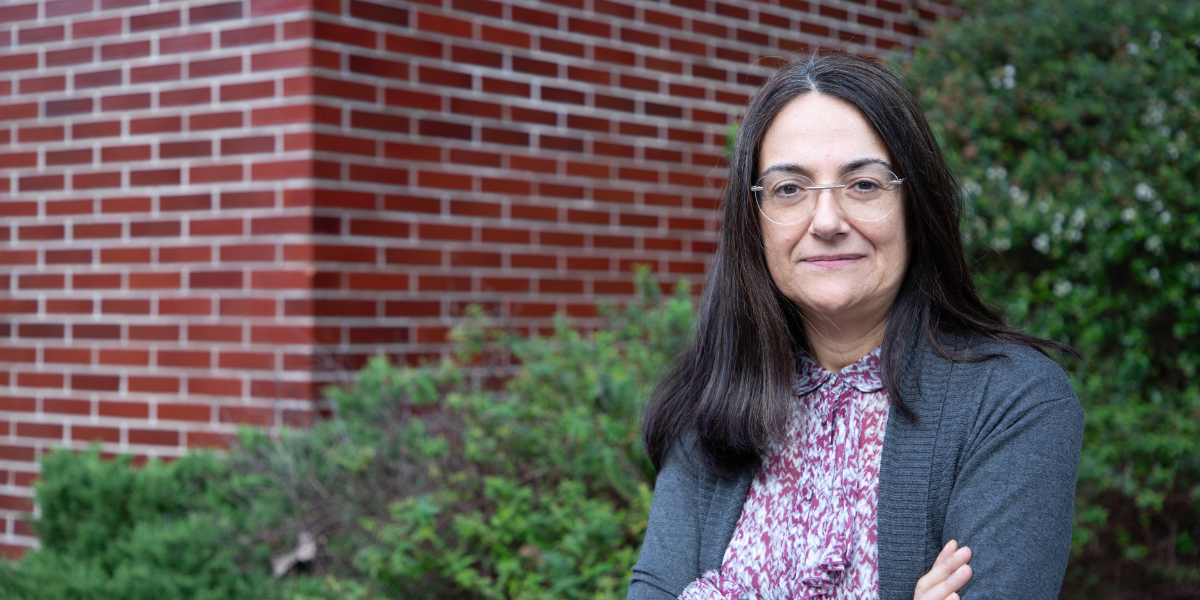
[628,338,1083,600]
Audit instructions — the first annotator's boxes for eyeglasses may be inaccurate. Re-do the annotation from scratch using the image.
[751,167,905,225]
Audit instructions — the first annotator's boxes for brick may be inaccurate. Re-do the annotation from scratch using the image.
[540,36,585,57]
[72,425,120,443]
[72,17,122,39]
[188,431,234,449]
[73,120,122,139]
[73,374,120,392]
[131,63,181,84]
[475,78,528,101]
[312,21,376,48]
[349,272,409,290]
[451,45,502,68]
[46,47,93,67]
[221,80,275,101]
[158,403,211,422]
[161,32,212,54]
[130,116,182,134]
[188,324,242,343]
[129,429,180,446]
[482,25,529,48]
[130,9,181,31]
[99,349,150,366]
[219,351,275,370]
[16,423,63,440]
[73,323,122,339]
[160,140,212,158]
[417,12,472,37]
[72,273,121,289]
[190,56,243,79]
[129,272,181,289]
[350,0,408,26]
[101,40,150,61]
[18,372,65,388]
[129,324,179,341]
[18,125,64,143]
[46,98,93,117]
[19,75,66,94]
[191,1,243,23]
[418,66,472,89]
[190,271,244,289]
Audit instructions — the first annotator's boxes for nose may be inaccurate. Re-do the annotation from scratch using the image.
[808,188,848,239]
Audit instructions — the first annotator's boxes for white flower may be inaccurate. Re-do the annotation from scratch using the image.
[1009,185,1023,199]
[1135,182,1156,201]
[1070,208,1087,228]
[1126,43,1140,55]
[1145,235,1162,252]
[1033,234,1050,254]
[1121,207,1137,222]
[1101,160,1112,172]
[1150,30,1161,50]
[1158,126,1172,138]
[1159,211,1171,224]
[986,166,1008,181]
[1053,281,1073,298]
[1149,267,1160,281]
[1065,229,1082,242]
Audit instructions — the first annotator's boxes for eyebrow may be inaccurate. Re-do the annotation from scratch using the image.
[758,157,894,179]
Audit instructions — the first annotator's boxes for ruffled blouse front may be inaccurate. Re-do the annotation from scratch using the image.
[679,347,890,600]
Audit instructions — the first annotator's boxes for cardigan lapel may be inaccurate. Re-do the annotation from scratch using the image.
[877,338,953,599]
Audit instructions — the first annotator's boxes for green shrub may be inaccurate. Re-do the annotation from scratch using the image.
[908,0,1200,594]
[0,449,270,600]
[357,276,691,600]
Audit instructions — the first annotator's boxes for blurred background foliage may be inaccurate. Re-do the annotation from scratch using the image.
[0,269,693,600]
[3,0,1199,597]
[909,0,1200,596]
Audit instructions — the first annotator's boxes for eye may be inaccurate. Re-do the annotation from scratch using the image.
[774,183,803,197]
[849,179,881,192]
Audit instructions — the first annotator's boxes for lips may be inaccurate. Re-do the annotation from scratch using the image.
[802,254,865,268]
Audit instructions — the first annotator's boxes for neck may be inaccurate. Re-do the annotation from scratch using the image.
[800,306,890,372]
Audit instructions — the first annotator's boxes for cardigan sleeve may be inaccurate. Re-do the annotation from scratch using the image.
[940,391,1083,600]
[628,441,706,600]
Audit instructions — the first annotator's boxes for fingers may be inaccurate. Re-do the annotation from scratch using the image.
[924,563,972,600]
[914,540,973,600]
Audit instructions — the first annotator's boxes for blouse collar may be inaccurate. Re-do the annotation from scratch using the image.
[793,346,885,395]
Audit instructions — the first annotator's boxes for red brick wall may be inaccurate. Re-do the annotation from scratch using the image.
[0,0,947,556]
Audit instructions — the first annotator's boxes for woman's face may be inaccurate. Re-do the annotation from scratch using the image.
[757,93,910,326]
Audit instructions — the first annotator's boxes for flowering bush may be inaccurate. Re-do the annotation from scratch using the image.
[909,0,1200,593]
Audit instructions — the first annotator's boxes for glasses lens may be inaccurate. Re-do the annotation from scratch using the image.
[755,172,815,224]
[837,168,901,221]
[754,168,901,224]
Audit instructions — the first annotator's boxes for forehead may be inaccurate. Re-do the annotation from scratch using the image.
[758,93,891,176]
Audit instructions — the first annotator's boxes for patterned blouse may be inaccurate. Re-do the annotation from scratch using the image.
[678,347,890,600]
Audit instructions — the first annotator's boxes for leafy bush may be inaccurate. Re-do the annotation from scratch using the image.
[0,449,270,600]
[1,270,691,600]
[908,0,1200,594]
[241,271,692,599]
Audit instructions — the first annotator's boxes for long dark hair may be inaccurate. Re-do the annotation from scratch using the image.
[642,53,1079,478]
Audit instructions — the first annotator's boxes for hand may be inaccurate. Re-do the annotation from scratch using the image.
[913,539,973,600]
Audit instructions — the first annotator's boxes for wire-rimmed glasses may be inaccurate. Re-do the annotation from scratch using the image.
[751,168,905,225]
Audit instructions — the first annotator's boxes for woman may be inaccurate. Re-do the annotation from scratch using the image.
[628,54,1083,600]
